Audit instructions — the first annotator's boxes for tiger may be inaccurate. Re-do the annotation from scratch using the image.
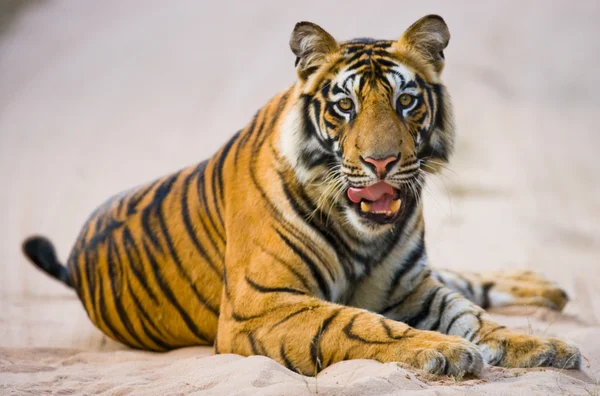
[22,15,580,377]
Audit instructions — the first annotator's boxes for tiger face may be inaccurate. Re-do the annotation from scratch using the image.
[281,16,455,235]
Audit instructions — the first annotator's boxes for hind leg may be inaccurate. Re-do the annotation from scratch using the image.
[432,269,570,311]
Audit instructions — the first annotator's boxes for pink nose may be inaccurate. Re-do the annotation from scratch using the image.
[363,155,398,178]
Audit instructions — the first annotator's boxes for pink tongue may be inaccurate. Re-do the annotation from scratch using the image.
[371,194,394,212]
[347,182,395,203]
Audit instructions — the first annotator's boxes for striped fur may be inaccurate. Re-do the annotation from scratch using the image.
[23,15,580,376]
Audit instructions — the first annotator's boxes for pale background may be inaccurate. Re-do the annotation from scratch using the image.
[1,0,599,392]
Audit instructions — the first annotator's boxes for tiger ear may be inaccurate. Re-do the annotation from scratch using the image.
[290,21,340,81]
[399,15,450,74]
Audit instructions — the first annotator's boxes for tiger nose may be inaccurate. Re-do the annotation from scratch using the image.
[361,155,399,178]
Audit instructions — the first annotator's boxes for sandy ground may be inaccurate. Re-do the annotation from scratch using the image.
[1,1,599,394]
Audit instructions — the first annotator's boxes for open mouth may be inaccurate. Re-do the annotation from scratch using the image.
[347,181,404,224]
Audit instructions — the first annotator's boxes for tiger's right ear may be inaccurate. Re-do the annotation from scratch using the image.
[290,22,339,81]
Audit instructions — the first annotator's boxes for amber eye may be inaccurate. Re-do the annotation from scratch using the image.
[336,98,354,113]
[397,93,415,109]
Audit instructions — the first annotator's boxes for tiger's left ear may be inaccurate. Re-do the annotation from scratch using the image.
[399,15,450,74]
[290,22,340,81]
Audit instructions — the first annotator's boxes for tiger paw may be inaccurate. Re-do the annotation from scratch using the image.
[481,270,570,311]
[399,331,484,377]
[478,329,581,369]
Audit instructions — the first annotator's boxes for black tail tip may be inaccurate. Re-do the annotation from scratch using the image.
[22,235,73,288]
[22,235,55,259]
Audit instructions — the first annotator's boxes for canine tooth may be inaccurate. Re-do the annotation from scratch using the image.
[360,201,372,212]
[389,199,401,213]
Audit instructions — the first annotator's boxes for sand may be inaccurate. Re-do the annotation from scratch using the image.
[1,1,599,394]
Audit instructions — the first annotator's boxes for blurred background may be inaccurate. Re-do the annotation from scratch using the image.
[1,0,599,351]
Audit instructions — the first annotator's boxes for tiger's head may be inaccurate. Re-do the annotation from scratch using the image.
[280,15,454,235]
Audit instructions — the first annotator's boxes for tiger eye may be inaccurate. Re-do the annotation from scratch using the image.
[398,93,414,108]
[337,98,353,112]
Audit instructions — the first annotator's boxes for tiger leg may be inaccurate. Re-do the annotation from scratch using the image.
[215,253,483,376]
[432,268,570,311]
[383,272,581,369]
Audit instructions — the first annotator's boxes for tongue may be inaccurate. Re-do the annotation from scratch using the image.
[370,194,394,212]
[347,181,395,203]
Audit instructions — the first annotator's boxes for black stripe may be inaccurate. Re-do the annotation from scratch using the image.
[82,249,97,320]
[271,306,312,329]
[380,317,411,340]
[107,237,149,349]
[275,229,331,300]
[156,204,220,316]
[140,175,178,253]
[127,181,158,215]
[180,163,221,276]
[386,237,425,299]
[196,166,226,246]
[122,227,159,304]
[247,332,259,356]
[96,256,128,345]
[405,287,443,328]
[245,276,306,295]
[481,282,495,309]
[310,310,340,371]
[143,241,210,343]
[381,273,427,315]
[259,244,313,292]
[430,293,450,331]
[445,310,476,335]
[215,130,241,202]
[280,344,296,372]
[476,325,506,345]
[343,314,394,345]
[127,282,173,350]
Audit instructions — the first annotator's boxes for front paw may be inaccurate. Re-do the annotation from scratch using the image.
[478,329,581,369]
[400,331,484,377]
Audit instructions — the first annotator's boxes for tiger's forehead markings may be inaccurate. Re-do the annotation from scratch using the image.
[325,43,417,104]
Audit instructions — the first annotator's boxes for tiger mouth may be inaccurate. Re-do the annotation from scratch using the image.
[347,182,404,225]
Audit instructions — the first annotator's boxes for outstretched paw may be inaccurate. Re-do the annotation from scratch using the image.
[478,329,581,370]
